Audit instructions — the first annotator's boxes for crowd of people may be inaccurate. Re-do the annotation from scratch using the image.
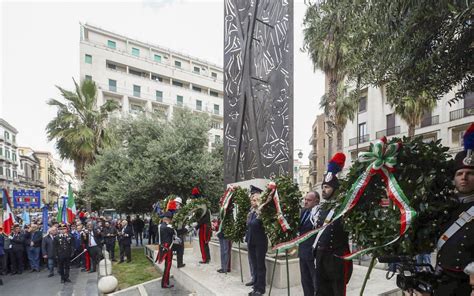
[0,211,153,286]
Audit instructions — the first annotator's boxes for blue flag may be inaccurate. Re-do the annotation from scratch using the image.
[22,209,30,227]
[61,197,68,224]
[42,205,49,234]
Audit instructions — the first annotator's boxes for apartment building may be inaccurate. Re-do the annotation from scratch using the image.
[342,87,474,164]
[308,114,329,191]
[0,119,19,190]
[17,147,45,192]
[79,23,224,147]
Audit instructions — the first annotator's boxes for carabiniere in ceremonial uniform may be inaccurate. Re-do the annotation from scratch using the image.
[54,223,75,284]
[434,123,474,295]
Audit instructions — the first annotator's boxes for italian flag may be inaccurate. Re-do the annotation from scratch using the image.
[2,189,14,235]
[66,183,76,224]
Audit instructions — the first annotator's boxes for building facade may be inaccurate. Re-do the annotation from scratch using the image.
[293,151,311,196]
[35,151,61,205]
[17,147,45,193]
[79,23,224,147]
[308,114,329,191]
[342,87,474,165]
[0,119,19,191]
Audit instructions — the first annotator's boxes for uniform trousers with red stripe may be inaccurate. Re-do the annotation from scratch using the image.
[315,248,353,296]
[198,224,211,262]
[158,244,173,288]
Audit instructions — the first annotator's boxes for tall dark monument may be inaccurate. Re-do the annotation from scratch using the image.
[223,0,294,185]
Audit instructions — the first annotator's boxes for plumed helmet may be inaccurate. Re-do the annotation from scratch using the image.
[322,152,346,190]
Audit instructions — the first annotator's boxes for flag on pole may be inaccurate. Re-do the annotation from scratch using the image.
[42,205,49,234]
[57,197,68,224]
[2,189,15,235]
[61,197,67,224]
[66,183,76,224]
[22,208,30,227]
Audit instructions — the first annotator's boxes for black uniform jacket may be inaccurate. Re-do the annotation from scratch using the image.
[437,200,474,279]
[54,234,75,259]
[158,222,175,248]
[313,208,350,255]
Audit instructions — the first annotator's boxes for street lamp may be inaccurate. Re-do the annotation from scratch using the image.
[298,151,303,159]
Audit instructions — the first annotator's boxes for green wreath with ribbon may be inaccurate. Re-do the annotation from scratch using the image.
[271,136,457,260]
[218,186,250,243]
[259,176,301,247]
[340,136,457,257]
[172,198,210,229]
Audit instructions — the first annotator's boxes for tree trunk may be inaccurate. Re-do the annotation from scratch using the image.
[408,124,415,138]
[336,128,343,152]
[326,78,338,157]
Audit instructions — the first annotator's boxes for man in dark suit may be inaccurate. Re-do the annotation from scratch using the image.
[133,216,145,246]
[313,153,352,296]
[10,225,25,275]
[102,221,117,261]
[42,227,57,277]
[82,222,102,273]
[247,186,267,296]
[118,220,133,263]
[299,191,320,296]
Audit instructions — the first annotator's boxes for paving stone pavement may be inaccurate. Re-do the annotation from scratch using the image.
[0,266,98,296]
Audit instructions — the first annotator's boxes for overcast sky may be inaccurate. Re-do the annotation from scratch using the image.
[0,0,325,166]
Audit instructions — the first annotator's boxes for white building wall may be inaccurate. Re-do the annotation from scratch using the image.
[342,85,473,167]
[79,23,224,148]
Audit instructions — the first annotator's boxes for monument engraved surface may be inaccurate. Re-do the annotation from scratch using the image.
[224,0,294,185]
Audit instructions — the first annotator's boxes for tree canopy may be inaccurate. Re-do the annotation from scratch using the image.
[81,109,224,214]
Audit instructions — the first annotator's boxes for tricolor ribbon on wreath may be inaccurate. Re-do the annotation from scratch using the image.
[273,137,417,259]
[217,186,235,234]
[258,182,291,232]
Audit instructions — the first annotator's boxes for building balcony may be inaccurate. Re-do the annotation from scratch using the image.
[419,115,439,128]
[450,107,474,121]
[0,134,4,142]
[349,134,370,146]
[376,126,401,139]
[82,40,223,83]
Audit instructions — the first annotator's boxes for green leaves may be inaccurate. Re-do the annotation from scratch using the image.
[47,78,120,180]
[260,176,302,246]
[81,109,224,214]
[339,136,457,257]
[223,187,250,243]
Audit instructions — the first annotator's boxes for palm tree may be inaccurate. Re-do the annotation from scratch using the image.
[320,83,357,151]
[46,78,120,180]
[389,90,437,138]
[303,2,349,155]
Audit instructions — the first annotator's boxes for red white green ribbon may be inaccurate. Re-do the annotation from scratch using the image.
[259,182,291,232]
[217,187,234,234]
[273,137,416,255]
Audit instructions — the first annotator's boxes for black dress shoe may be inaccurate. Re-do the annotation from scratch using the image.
[60,279,65,284]
[177,264,186,268]
[245,281,254,286]
[65,279,71,283]
[217,269,224,273]
[48,273,54,278]
[199,261,209,264]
